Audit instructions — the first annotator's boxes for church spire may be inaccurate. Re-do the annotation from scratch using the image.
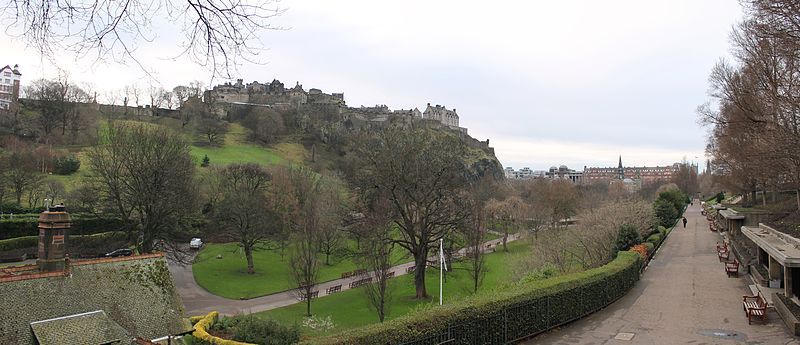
[618,155,624,180]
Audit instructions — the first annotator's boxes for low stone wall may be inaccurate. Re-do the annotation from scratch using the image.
[773,293,800,336]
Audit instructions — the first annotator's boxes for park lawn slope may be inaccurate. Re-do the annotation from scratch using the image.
[255,240,532,335]
[192,242,413,299]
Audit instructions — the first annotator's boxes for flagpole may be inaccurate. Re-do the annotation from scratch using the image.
[439,238,443,306]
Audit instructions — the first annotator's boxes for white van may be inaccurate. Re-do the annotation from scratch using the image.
[190,238,203,249]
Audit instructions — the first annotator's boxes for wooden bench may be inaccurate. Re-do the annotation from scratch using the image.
[742,292,768,324]
[340,271,354,279]
[406,266,416,273]
[725,260,739,277]
[387,271,395,279]
[325,284,342,295]
[298,290,319,301]
[348,277,373,289]
[718,250,729,262]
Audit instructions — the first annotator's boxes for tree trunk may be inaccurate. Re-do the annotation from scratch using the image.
[414,249,428,299]
[378,291,385,322]
[325,251,330,266]
[244,245,255,274]
[305,294,312,317]
[796,189,800,211]
[502,229,508,252]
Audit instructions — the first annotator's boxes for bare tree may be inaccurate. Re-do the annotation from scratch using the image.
[1,149,44,205]
[358,128,470,299]
[462,196,487,293]
[87,123,197,253]
[287,166,324,316]
[195,116,228,146]
[355,196,396,322]
[3,0,284,77]
[317,176,349,266]
[210,163,277,274]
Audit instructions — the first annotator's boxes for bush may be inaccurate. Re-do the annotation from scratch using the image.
[194,312,298,345]
[644,242,655,254]
[654,199,678,228]
[229,315,300,345]
[0,236,38,252]
[658,189,687,214]
[615,224,641,251]
[304,252,641,345]
[520,263,558,283]
[0,215,126,240]
[201,154,211,167]
[0,231,128,256]
[54,155,81,175]
[629,244,648,260]
[646,234,661,245]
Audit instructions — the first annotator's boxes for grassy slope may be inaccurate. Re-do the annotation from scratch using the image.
[254,240,531,336]
[38,122,303,203]
[192,241,413,299]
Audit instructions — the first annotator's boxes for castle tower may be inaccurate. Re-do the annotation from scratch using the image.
[618,155,624,180]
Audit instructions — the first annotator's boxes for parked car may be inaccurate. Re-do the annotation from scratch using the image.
[105,248,133,258]
[190,238,203,249]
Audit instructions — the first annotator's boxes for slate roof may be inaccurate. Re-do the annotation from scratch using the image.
[0,255,191,344]
[30,310,130,345]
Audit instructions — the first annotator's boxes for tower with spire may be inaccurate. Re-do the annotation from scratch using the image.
[618,155,624,180]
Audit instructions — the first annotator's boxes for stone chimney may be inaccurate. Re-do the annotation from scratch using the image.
[37,204,71,272]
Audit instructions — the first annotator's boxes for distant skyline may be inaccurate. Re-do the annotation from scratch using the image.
[0,1,742,170]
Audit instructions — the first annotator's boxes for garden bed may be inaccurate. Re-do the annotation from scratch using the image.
[773,293,800,336]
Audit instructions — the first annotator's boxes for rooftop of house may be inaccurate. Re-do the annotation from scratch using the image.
[0,253,190,344]
[30,310,130,345]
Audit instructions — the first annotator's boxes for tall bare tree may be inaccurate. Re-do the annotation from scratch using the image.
[87,123,197,253]
[210,163,277,274]
[356,197,396,322]
[358,128,469,299]
[287,166,324,316]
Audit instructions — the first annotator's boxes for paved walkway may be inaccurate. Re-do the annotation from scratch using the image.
[170,233,523,316]
[525,202,799,345]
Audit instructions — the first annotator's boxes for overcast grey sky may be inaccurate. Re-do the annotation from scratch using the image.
[0,0,743,170]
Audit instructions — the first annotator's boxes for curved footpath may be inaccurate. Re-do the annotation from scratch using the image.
[526,202,799,345]
[169,233,523,316]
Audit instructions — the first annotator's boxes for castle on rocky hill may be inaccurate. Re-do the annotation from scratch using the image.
[205,79,468,133]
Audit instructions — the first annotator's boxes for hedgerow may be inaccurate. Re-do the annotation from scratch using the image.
[304,251,641,345]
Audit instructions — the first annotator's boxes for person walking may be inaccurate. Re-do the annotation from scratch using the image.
[682,217,687,228]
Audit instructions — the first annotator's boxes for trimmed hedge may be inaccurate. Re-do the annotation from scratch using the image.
[646,234,661,245]
[0,215,127,240]
[644,242,655,254]
[305,252,642,345]
[0,231,128,257]
[0,236,37,252]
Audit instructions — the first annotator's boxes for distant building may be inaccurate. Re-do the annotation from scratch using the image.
[584,156,682,185]
[0,64,21,111]
[423,103,458,127]
[546,165,583,184]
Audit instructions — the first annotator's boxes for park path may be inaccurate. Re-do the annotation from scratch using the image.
[170,233,523,316]
[524,202,799,345]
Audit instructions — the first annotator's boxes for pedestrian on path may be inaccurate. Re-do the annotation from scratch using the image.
[682,217,687,228]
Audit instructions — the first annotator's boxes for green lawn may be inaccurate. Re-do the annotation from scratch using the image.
[189,123,287,167]
[192,242,413,299]
[253,240,532,336]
